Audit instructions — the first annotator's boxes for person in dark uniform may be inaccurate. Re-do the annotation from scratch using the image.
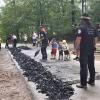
[39,25,48,61]
[75,13,98,89]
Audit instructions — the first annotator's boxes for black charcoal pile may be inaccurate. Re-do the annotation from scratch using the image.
[18,46,31,50]
[9,48,74,100]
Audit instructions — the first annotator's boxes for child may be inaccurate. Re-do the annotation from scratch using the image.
[50,38,58,59]
[58,41,63,60]
[62,40,70,61]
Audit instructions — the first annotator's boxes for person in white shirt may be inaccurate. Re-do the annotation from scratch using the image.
[32,32,38,46]
[24,34,28,45]
[12,34,17,47]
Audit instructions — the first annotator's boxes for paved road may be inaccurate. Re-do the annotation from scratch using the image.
[21,45,100,83]
[21,45,100,100]
[71,80,100,100]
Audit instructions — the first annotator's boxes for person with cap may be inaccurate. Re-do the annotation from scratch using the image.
[75,13,98,89]
[38,25,48,61]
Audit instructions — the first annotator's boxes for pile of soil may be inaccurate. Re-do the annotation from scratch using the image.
[0,48,33,100]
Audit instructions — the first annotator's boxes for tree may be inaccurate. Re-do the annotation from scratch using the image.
[0,0,82,41]
[88,0,100,24]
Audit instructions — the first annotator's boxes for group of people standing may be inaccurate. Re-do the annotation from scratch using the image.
[23,32,40,47]
[5,34,17,48]
[37,26,71,61]
[39,13,99,90]
[39,12,99,90]
[50,39,70,61]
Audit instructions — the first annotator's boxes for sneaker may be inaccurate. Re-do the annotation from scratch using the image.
[58,58,60,60]
[50,58,53,60]
[64,59,67,61]
[76,84,87,89]
[87,81,95,86]
[40,59,47,62]
[73,57,79,60]
[51,58,56,60]
[73,57,77,60]
[77,57,80,60]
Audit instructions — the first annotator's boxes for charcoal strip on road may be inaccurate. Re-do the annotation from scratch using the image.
[9,47,74,100]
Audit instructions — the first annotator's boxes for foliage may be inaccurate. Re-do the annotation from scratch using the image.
[0,0,81,41]
[89,0,100,24]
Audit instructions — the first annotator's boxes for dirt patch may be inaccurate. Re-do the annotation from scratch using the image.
[0,48,34,100]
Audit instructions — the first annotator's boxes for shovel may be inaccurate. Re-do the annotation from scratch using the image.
[34,47,41,57]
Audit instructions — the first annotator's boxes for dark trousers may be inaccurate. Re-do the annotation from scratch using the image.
[5,42,9,48]
[13,39,17,47]
[41,46,47,60]
[80,52,95,86]
[59,50,63,60]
